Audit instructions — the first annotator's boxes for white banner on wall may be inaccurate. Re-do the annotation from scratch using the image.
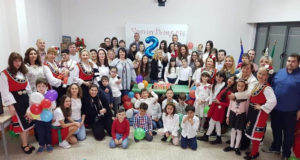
[125,23,189,48]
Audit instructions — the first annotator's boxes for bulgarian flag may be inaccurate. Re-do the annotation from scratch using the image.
[238,38,244,63]
[270,40,277,58]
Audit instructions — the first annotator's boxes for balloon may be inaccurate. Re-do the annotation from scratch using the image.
[131,98,137,104]
[138,83,145,89]
[30,112,40,119]
[145,36,159,57]
[288,157,298,160]
[128,92,134,99]
[122,95,131,102]
[30,92,44,104]
[142,80,148,88]
[178,113,184,124]
[134,128,145,140]
[136,75,143,83]
[123,101,133,110]
[39,99,52,109]
[30,104,43,115]
[186,94,190,100]
[40,110,53,122]
[187,42,194,49]
[186,99,195,106]
[191,86,196,90]
[189,90,196,99]
[204,106,210,114]
[44,90,58,102]
[126,109,133,118]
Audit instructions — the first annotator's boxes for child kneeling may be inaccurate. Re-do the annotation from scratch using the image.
[109,108,130,149]
[181,106,199,150]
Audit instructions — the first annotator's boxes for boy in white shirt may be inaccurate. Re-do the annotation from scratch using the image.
[181,106,199,150]
[162,89,178,110]
[109,67,122,116]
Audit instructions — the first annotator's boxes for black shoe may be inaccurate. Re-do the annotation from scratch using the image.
[197,134,208,142]
[240,145,249,150]
[245,152,250,156]
[234,148,241,155]
[161,136,167,142]
[152,131,157,136]
[210,136,222,144]
[134,138,140,143]
[261,147,280,154]
[223,146,234,152]
[244,153,259,160]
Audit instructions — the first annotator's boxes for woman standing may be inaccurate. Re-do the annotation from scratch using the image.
[0,52,35,154]
[243,67,277,160]
[221,56,237,79]
[137,55,151,82]
[95,48,110,81]
[24,47,44,92]
[111,37,119,54]
[150,49,164,83]
[177,44,191,67]
[202,40,213,63]
[110,48,136,96]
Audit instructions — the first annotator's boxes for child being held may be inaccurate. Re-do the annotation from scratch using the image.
[176,93,187,115]
[158,102,179,146]
[110,108,130,149]
[98,76,114,115]
[181,105,199,150]
[134,103,153,142]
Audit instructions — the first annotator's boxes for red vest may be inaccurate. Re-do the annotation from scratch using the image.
[2,70,28,92]
[77,63,94,81]
[250,85,268,105]
[44,61,59,78]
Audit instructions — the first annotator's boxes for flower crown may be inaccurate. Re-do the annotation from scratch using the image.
[236,78,248,84]
[264,65,274,74]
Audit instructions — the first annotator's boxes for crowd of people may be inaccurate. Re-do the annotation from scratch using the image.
[0,33,299,160]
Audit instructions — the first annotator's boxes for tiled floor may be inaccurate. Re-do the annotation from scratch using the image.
[0,124,285,160]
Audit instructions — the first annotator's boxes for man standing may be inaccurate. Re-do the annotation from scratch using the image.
[248,49,258,72]
[264,54,300,160]
[36,39,46,63]
[68,42,80,62]
[216,49,226,71]
[172,34,181,46]
[131,33,142,51]
[104,37,111,49]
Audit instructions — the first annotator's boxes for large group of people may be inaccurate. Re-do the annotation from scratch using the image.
[0,33,299,160]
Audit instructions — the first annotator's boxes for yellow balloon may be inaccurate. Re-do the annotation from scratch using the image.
[143,80,148,88]
[30,113,40,119]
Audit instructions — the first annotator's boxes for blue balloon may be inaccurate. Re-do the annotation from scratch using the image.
[128,91,134,98]
[40,110,53,122]
[191,86,197,90]
[186,94,190,100]
[145,36,159,57]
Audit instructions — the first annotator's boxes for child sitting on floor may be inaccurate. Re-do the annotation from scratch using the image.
[134,103,153,142]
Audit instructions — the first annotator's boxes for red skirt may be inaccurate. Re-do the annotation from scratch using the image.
[51,126,69,145]
[294,121,300,158]
[207,103,227,122]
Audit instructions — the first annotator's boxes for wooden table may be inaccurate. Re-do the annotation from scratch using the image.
[0,107,11,160]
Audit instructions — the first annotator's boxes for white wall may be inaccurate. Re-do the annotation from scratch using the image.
[61,0,256,60]
[248,0,300,23]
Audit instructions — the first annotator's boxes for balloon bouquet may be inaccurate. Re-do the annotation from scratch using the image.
[29,90,58,122]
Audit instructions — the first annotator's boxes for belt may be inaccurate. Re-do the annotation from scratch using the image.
[12,90,27,95]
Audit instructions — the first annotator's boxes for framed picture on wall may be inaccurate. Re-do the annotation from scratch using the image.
[62,35,71,44]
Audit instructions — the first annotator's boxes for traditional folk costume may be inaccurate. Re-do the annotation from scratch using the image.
[0,69,34,133]
[245,83,276,159]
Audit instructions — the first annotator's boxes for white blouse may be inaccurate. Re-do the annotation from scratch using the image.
[26,64,44,92]
[97,65,109,80]
[181,115,199,138]
[178,66,192,81]
[162,113,179,136]
[109,75,122,97]
[164,66,179,83]
[73,62,96,86]
[0,71,32,106]
[43,61,62,88]
[52,107,65,126]
[71,98,82,120]
[209,82,226,104]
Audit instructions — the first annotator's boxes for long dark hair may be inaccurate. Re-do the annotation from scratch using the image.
[219,75,237,102]
[204,40,213,53]
[178,45,189,60]
[139,55,150,76]
[190,51,199,64]
[59,95,72,118]
[168,42,175,53]
[111,37,119,48]
[168,57,177,74]
[128,43,137,58]
[159,40,168,53]
[117,47,127,59]
[8,52,28,75]
[24,47,42,66]
[96,48,109,67]
[212,71,226,94]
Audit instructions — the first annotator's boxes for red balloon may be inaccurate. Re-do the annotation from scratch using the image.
[39,99,52,109]
[30,104,43,115]
[123,101,133,110]
[122,95,131,102]
[189,90,196,99]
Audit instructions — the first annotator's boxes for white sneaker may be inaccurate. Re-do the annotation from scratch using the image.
[59,140,71,149]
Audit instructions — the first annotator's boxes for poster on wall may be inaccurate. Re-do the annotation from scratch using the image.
[125,23,189,48]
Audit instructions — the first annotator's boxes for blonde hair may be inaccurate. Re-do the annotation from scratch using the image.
[222,55,236,74]
[153,49,163,61]
[259,56,273,66]
[46,47,58,60]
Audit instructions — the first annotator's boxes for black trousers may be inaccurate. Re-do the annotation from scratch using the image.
[270,110,297,157]
[92,117,113,141]
[35,121,52,146]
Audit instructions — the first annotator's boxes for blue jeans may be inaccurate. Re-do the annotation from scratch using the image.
[109,133,129,149]
[152,119,163,129]
[74,118,86,141]
[35,120,52,146]
[181,136,197,150]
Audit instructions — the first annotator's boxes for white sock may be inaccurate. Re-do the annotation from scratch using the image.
[206,119,215,135]
[235,130,242,148]
[230,129,237,148]
[216,121,221,136]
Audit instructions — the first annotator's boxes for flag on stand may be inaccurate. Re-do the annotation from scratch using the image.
[238,38,244,63]
[270,40,277,58]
